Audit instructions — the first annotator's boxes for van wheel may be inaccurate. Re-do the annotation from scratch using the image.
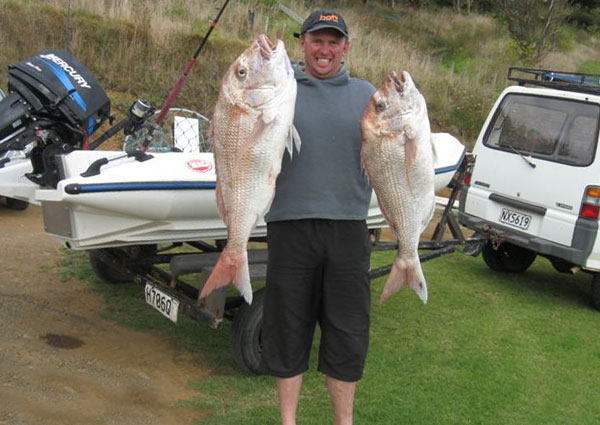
[550,257,574,274]
[231,288,266,375]
[592,274,600,311]
[481,242,536,273]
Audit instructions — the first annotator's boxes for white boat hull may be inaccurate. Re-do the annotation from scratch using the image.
[1,133,466,249]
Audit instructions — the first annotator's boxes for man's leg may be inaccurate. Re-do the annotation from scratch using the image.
[277,375,303,425]
[327,376,356,425]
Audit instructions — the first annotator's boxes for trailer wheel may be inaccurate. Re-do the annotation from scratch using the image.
[592,274,600,311]
[231,288,266,375]
[89,250,132,284]
[5,197,28,211]
[481,242,536,273]
[369,229,382,245]
[89,245,156,284]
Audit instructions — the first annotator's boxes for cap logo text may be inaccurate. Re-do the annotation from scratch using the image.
[319,14,339,23]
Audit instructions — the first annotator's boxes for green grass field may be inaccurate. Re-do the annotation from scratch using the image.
[60,248,600,424]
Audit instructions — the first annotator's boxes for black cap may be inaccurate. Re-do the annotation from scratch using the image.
[294,9,349,38]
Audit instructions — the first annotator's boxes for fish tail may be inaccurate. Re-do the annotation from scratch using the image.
[200,247,253,304]
[380,255,428,305]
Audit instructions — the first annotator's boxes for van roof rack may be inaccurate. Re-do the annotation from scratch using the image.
[507,67,600,95]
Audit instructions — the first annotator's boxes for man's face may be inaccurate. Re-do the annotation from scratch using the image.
[300,29,350,80]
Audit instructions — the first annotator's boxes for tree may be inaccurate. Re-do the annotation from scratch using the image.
[452,0,474,14]
[489,0,573,63]
[569,0,600,28]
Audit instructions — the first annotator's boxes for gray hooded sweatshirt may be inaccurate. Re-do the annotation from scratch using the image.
[265,62,375,223]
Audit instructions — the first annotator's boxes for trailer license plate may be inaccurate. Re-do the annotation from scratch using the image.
[145,282,180,323]
[499,208,531,230]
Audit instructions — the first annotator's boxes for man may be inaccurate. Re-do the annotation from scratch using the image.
[262,8,376,425]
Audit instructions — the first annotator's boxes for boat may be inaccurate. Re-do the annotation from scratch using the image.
[1,132,466,249]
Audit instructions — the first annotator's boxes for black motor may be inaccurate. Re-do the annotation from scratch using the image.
[0,49,111,186]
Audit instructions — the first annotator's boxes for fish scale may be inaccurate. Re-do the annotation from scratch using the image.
[199,35,299,305]
[373,146,418,251]
[361,70,435,304]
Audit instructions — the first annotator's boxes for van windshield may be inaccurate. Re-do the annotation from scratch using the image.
[484,94,600,166]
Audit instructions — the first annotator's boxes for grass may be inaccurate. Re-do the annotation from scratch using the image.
[58,246,600,424]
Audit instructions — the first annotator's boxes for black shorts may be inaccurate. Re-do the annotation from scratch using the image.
[261,219,372,382]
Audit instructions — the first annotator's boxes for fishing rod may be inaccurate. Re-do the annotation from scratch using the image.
[140,0,233,152]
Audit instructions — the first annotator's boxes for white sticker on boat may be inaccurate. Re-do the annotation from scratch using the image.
[186,159,213,173]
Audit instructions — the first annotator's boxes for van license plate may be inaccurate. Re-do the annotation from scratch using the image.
[145,282,180,323]
[499,208,532,230]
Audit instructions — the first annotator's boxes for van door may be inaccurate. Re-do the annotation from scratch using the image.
[466,90,600,248]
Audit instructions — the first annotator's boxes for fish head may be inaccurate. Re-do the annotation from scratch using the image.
[362,70,427,140]
[222,34,294,109]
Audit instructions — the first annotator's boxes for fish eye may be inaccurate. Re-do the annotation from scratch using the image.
[237,67,247,78]
[376,100,386,112]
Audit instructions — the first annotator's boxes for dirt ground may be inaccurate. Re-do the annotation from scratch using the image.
[0,205,208,425]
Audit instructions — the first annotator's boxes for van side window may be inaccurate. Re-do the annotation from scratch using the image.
[557,115,597,165]
[484,94,600,167]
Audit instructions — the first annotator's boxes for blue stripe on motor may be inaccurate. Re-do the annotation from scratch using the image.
[76,181,216,193]
[87,116,95,136]
[38,58,87,111]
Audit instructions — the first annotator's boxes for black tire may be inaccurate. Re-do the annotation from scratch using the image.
[5,197,28,211]
[481,242,536,273]
[592,274,600,311]
[231,288,266,375]
[88,249,133,284]
[549,257,574,274]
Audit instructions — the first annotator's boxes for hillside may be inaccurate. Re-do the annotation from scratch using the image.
[1,0,600,147]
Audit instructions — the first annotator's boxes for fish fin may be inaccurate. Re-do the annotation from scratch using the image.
[215,181,228,225]
[286,125,302,158]
[200,248,253,305]
[380,255,428,305]
[404,128,418,170]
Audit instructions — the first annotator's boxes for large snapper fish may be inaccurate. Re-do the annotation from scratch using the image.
[199,35,299,304]
[361,71,435,304]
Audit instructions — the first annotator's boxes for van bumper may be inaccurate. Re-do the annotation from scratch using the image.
[458,211,597,268]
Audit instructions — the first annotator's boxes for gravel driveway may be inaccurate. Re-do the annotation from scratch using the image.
[0,205,207,425]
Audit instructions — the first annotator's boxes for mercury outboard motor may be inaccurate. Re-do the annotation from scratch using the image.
[0,50,111,187]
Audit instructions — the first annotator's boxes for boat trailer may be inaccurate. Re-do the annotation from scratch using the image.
[87,157,483,375]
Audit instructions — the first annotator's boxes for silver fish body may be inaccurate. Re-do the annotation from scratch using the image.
[200,35,299,304]
[361,70,435,304]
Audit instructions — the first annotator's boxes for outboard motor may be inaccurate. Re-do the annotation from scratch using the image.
[0,50,111,187]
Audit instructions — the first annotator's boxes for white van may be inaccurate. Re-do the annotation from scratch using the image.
[458,68,600,309]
